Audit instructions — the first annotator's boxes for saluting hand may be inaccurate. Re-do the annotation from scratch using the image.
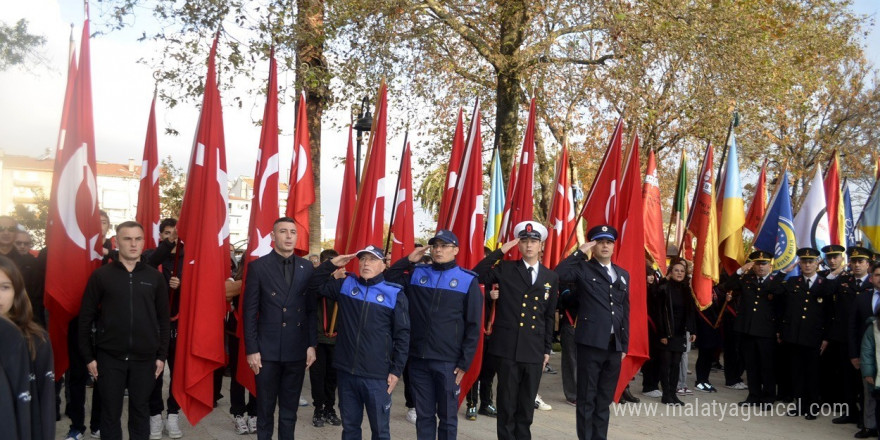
[330,254,357,267]
[741,261,755,273]
[578,241,597,254]
[407,246,429,263]
[500,238,520,255]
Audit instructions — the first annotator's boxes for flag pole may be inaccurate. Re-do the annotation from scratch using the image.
[714,112,738,192]
[384,130,408,255]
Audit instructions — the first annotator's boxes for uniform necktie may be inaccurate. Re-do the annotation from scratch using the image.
[807,278,812,289]
[527,266,535,285]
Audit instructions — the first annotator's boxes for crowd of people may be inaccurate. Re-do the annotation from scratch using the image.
[5,210,880,439]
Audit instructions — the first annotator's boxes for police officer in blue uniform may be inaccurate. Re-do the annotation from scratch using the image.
[555,225,630,440]
[242,217,317,440]
[309,245,410,440]
[473,221,559,440]
[387,230,482,440]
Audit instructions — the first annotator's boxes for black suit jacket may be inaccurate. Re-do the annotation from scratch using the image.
[778,275,832,347]
[473,249,559,363]
[725,271,783,338]
[849,287,877,359]
[828,273,871,344]
[555,253,630,352]
[243,252,317,362]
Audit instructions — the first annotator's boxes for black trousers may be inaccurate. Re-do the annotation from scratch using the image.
[790,343,820,415]
[96,351,156,440]
[466,350,496,408]
[403,361,414,408]
[659,349,683,399]
[228,332,256,417]
[576,341,621,440]
[641,331,661,393]
[256,359,306,440]
[722,324,744,385]
[695,347,714,384]
[741,334,775,403]
[66,317,101,433]
[495,358,542,440]
[149,324,179,415]
[775,341,792,401]
[560,321,579,401]
[310,343,338,412]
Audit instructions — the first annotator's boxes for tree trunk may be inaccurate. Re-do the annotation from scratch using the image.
[296,0,328,255]
[495,68,521,186]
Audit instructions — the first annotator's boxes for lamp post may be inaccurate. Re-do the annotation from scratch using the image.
[353,96,373,190]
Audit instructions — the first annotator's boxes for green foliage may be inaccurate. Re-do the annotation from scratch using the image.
[158,155,186,219]
[12,187,49,247]
[0,19,47,71]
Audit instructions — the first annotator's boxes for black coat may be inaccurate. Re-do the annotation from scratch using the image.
[778,275,832,347]
[828,273,871,344]
[849,287,877,359]
[473,249,559,363]
[651,278,696,351]
[242,252,317,362]
[30,333,54,440]
[0,317,32,440]
[725,271,783,338]
[555,253,630,352]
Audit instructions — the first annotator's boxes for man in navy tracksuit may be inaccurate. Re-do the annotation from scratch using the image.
[387,230,482,440]
[309,245,409,439]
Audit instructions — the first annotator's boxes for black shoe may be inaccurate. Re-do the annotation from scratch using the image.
[324,408,341,426]
[466,406,477,421]
[544,364,558,374]
[622,387,640,403]
[854,428,879,438]
[787,409,802,417]
[711,361,724,371]
[835,415,859,425]
[661,396,681,406]
[313,409,325,428]
[478,405,497,417]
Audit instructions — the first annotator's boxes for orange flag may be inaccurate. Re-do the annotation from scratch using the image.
[642,149,665,273]
[686,143,719,309]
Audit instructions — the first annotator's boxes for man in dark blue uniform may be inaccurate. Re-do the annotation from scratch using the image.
[848,248,879,438]
[725,250,783,408]
[387,230,482,440]
[242,217,317,440]
[310,245,410,440]
[473,221,558,440]
[779,247,832,419]
[555,225,629,440]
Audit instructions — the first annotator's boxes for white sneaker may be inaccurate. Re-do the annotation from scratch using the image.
[726,381,748,390]
[89,429,101,439]
[641,390,662,398]
[535,395,552,411]
[247,416,257,434]
[149,414,164,440]
[64,430,85,440]
[406,408,417,424]
[299,397,309,406]
[166,413,183,439]
[233,415,248,435]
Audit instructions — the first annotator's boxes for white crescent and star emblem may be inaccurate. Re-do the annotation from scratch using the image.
[419,277,428,285]
[351,287,360,296]
[57,143,101,259]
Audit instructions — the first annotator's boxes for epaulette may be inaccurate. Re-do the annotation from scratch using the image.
[384,281,405,290]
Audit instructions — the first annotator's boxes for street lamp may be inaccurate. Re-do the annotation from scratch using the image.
[353,96,373,189]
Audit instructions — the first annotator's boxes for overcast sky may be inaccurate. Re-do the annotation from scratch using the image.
[1,0,877,237]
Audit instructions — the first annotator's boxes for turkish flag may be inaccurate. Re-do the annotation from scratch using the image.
[447,101,486,406]
[44,19,103,378]
[345,82,387,272]
[642,149,666,273]
[335,126,357,252]
[136,93,161,250]
[744,160,768,233]
[579,118,623,236]
[437,108,465,229]
[390,141,414,262]
[542,141,575,269]
[172,34,231,425]
[502,98,537,260]
[235,52,281,397]
[286,92,315,256]
[612,133,649,401]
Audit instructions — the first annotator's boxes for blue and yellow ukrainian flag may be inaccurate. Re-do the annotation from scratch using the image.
[485,152,505,250]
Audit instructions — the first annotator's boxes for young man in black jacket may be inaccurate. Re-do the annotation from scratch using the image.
[310,245,410,439]
[78,221,170,440]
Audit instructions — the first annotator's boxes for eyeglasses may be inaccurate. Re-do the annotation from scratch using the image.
[431,243,456,249]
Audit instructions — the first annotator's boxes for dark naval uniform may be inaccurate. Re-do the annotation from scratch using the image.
[555,225,629,440]
[474,245,559,440]
[827,269,871,424]
[778,267,832,417]
[725,253,782,405]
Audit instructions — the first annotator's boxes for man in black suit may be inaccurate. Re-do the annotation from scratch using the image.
[473,221,559,440]
[243,217,317,440]
[849,249,880,438]
[724,250,783,407]
[555,225,629,440]
[778,247,832,419]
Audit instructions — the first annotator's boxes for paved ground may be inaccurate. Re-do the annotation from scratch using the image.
[56,351,859,439]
